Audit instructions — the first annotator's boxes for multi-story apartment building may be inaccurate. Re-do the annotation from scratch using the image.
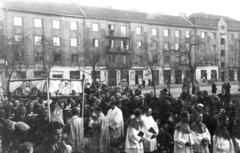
[189,13,240,82]
[1,1,240,87]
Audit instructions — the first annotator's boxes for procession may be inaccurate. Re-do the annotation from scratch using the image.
[0,0,240,153]
[0,78,239,153]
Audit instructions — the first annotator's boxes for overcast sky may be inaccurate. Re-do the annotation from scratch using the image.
[5,0,240,20]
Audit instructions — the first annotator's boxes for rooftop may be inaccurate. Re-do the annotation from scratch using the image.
[4,1,85,17]
[189,13,240,31]
[4,1,192,27]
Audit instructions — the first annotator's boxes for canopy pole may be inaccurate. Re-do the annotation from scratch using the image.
[47,76,51,122]
[82,73,85,119]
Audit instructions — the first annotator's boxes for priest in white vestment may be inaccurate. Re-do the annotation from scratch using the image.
[106,96,124,138]
[141,108,159,153]
[66,107,84,153]
[174,111,195,153]
[106,96,124,153]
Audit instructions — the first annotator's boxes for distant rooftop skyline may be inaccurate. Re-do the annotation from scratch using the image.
[2,0,240,21]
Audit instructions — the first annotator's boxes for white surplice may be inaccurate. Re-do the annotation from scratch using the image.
[233,137,240,153]
[174,128,195,153]
[125,126,144,153]
[192,127,211,153]
[141,115,159,152]
[213,135,234,153]
[106,106,124,138]
[67,115,84,153]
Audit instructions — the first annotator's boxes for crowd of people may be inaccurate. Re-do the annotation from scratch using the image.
[0,80,239,153]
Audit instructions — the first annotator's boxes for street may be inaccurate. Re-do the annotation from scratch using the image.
[141,82,240,97]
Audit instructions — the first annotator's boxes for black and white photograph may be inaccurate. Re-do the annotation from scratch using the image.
[0,0,240,152]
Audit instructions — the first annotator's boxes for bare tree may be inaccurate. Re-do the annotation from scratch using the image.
[135,38,162,96]
[178,32,218,94]
[0,35,29,94]
[85,47,105,84]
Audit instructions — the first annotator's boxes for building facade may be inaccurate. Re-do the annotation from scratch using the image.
[189,13,240,82]
[1,1,240,87]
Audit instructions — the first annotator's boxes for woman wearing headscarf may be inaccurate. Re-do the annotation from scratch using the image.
[213,115,234,153]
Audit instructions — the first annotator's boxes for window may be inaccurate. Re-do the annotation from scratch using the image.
[53,53,61,63]
[34,71,44,77]
[34,18,42,28]
[93,39,99,47]
[70,71,80,79]
[221,38,225,45]
[152,28,157,36]
[34,36,42,46]
[53,37,60,46]
[71,54,79,63]
[213,32,217,39]
[136,41,142,48]
[16,71,26,79]
[52,20,60,29]
[110,40,115,49]
[109,55,116,63]
[70,38,77,47]
[14,34,23,42]
[186,44,190,50]
[221,62,225,67]
[221,25,225,30]
[230,34,234,40]
[136,27,142,35]
[164,56,170,63]
[108,24,114,30]
[120,26,126,36]
[164,43,169,50]
[13,16,22,26]
[221,50,225,56]
[185,31,190,38]
[70,21,77,30]
[120,40,127,49]
[152,42,158,49]
[175,43,180,50]
[35,53,43,62]
[123,55,127,64]
[212,45,216,52]
[175,30,179,37]
[176,56,180,63]
[164,29,169,37]
[201,32,205,38]
[52,71,63,78]
[92,23,99,32]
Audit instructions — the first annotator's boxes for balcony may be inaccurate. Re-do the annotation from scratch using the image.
[107,46,131,54]
[106,30,129,39]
